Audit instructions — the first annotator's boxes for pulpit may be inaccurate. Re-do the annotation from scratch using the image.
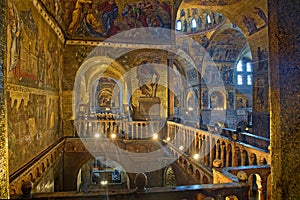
[137,97,161,120]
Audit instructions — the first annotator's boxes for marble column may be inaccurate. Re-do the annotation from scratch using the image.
[215,142,220,160]
[220,145,225,167]
[204,137,210,166]
[268,0,300,199]
[209,138,215,168]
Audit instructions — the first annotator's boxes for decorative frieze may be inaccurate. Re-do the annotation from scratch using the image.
[33,0,65,43]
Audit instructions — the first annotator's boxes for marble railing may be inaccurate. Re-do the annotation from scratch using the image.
[207,125,270,150]
[167,121,270,169]
[11,180,249,200]
[75,119,165,140]
[9,117,270,199]
[75,119,270,169]
[213,164,271,200]
[9,138,65,195]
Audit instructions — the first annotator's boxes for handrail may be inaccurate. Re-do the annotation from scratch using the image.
[11,182,249,200]
[75,119,165,140]
[9,137,66,183]
[167,121,270,168]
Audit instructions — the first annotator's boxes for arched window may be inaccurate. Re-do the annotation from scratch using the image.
[247,75,252,85]
[176,20,182,31]
[237,60,243,72]
[246,62,252,72]
[237,74,243,85]
[191,18,197,31]
[236,58,253,86]
[206,14,211,24]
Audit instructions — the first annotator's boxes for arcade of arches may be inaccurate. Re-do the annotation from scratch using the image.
[0,0,299,199]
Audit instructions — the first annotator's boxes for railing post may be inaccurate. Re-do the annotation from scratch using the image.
[86,121,90,138]
[212,159,222,184]
[167,122,170,139]
[145,122,149,138]
[258,156,265,165]
[200,136,205,163]
[240,150,245,166]
[205,137,209,166]
[232,147,240,167]
[83,119,87,137]
[249,153,256,165]
[210,137,215,168]
[220,144,225,167]
[125,119,129,139]
[226,145,231,167]
[216,141,220,160]
[237,171,249,200]
[194,131,197,153]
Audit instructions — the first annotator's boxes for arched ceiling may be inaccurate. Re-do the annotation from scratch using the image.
[208,28,248,62]
[37,0,267,45]
[178,0,268,39]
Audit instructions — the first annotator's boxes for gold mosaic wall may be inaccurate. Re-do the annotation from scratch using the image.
[6,0,64,174]
[0,0,9,198]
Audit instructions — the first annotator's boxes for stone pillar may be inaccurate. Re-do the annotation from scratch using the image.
[236,171,249,200]
[0,0,9,198]
[226,146,231,167]
[220,144,225,167]
[232,147,240,167]
[268,0,300,199]
[194,132,198,153]
[200,136,205,163]
[251,3,270,139]
[249,153,256,165]
[212,159,222,184]
[210,138,215,168]
[204,137,209,166]
[167,56,174,119]
[215,142,220,159]
[241,151,246,166]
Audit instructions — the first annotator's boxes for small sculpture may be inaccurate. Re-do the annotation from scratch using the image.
[134,173,147,192]
[21,181,33,199]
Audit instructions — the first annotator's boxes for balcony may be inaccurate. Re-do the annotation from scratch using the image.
[10,115,270,200]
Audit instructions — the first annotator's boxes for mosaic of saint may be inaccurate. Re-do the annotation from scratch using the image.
[64,0,172,38]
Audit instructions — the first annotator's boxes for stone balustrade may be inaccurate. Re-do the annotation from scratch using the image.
[10,118,270,198]
[75,119,165,140]
[9,138,65,195]
[167,121,270,169]
[74,119,270,170]
[208,125,270,150]
[11,178,249,200]
[213,162,271,200]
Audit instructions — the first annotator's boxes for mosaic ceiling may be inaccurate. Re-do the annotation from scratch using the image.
[183,0,242,6]
[37,0,267,43]
[39,0,173,40]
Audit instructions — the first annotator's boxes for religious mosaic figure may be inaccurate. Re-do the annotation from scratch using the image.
[75,5,103,37]
[200,35,210,48]
[68,0,93,35]
[257,47,268,71]
[98,0,119,36]
[242,15,258,35]
[137,61,160,97]
[253,7,267,26]
[8,1,21,73]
